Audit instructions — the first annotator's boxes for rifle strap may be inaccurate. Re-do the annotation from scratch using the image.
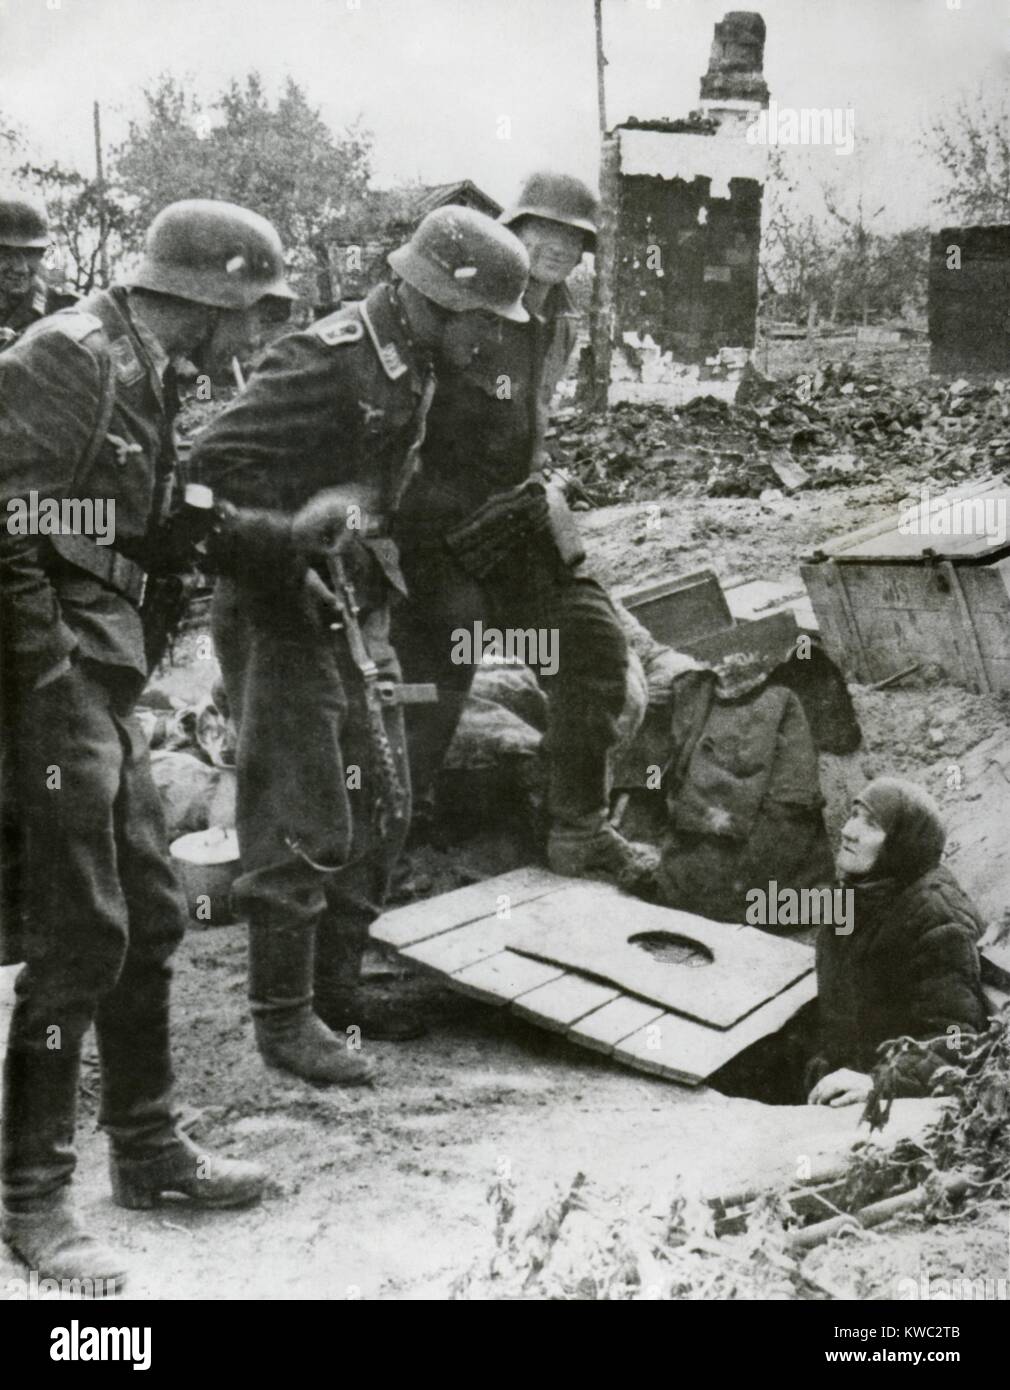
[386,367,436,513]
[75,344,117,493]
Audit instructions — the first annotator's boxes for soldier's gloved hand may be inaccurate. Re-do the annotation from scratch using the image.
[291,487,365,559]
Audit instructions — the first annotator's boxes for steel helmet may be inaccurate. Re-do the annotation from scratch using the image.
[387,205,529,323]
[132,200,294,310]
[500,171,599,249]
[0,198,49,250]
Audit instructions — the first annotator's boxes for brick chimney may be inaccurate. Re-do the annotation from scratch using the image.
[698,11,769,134]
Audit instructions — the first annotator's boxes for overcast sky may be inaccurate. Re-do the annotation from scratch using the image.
[1,0,1007,227]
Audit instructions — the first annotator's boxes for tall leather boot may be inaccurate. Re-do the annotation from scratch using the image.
[248,913,375,1085]
[96,959,267,1210]
[314,911,427,1042]
[2,1043,127,1293]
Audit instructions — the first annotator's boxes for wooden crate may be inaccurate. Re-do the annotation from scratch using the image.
[615,568,802,672]
[613,568,732,648]
[801,480,1010,693]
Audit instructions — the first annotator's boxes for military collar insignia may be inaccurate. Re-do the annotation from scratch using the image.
[130,313,171,382]
[377,339,408,379]
[108,334,146,386]
[359,295,409,381]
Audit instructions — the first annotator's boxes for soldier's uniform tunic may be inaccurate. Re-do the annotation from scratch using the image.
[191,283,432,951]
[0,273,77,346]
[0,288,191,1206]
[392,283,630,824]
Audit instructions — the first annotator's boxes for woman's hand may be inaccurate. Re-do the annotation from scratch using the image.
[808,1068,873,1107]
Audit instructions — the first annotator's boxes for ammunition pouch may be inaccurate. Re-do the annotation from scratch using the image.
[444,473,585,580]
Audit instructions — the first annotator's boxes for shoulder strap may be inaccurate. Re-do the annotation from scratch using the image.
[386,367,436,512]
[36,304,119,495]
[73,340,117,492]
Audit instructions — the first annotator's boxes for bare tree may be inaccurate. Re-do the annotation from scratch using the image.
[760,150,840,323]
[762,145,929,327]
[16,161,128,292]
[0,109,24,180]
[923,82,1010,223]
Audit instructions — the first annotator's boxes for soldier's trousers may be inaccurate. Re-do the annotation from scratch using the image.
[212,579,409,960]
[392,543,629,823]
[1,659,188,1210]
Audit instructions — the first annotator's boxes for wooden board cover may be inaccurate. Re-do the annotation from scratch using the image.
[373,866,569,949]
[370,871,816,1086]
[506,885,812,1028]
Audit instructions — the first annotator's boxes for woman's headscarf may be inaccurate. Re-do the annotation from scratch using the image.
[851,776,946,885]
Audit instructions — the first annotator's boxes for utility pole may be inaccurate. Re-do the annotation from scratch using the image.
[588,0,613,407]
[93,100,110,287]
[594,0,607,135]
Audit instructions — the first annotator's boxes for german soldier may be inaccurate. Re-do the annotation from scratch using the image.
[0,199,293,1292]
[392,172,659,887]
[0,197,76,349]
[190,206,531,1080]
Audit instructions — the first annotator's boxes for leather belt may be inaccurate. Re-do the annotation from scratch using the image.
[48,532,148,606]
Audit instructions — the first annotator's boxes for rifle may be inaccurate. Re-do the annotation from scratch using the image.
[141,482,216,669]
[314,545,435,842]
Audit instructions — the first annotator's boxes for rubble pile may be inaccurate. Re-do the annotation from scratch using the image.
[549,364,1010,503]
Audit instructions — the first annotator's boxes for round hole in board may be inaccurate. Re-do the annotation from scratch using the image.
[628,932,713,968]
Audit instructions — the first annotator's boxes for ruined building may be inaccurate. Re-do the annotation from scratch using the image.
[595,11,769,404]
[929,225,1010,376]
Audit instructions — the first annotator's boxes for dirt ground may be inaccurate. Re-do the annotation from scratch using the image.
[5,937,1006,1300]
[3,406,1010,1301]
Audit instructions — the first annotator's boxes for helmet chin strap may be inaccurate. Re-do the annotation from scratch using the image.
[189,305,223,374]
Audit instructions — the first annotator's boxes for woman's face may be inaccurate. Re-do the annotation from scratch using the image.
[836,800,887,877]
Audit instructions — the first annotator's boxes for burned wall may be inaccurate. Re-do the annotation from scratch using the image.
[614,160,763,363]
[929,225,1010,376]
[609,121,766,370]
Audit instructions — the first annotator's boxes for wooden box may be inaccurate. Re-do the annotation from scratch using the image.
[801,479,1010,693]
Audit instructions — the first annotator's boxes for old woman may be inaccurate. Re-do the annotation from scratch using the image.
[808,777,989,1107]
